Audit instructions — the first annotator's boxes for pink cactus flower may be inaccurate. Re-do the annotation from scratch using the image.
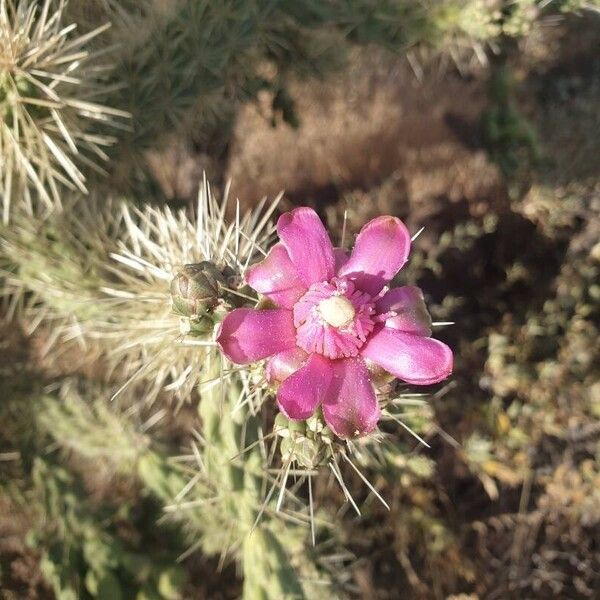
[217,207,453,439]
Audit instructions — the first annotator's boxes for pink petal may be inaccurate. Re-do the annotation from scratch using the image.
[217,308,296,364]
[246,243,307,308]
[277,207,335,286]
[277,354,332,420]
[322,358,380,439]
[360,326,453,385]
[266,347,308,383]
[338,216,411,295]
[375,286,432,336]
[334,247,349,273]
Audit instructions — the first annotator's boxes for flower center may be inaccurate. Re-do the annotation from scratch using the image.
[293,278,375,359]
[318,295,355,328]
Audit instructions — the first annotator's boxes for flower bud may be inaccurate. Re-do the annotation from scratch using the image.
[170,262,227,317]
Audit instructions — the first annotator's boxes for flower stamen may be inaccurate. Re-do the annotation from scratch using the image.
[293,278,375,359]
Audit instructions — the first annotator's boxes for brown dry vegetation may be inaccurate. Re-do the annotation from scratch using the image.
[227,51,502,220]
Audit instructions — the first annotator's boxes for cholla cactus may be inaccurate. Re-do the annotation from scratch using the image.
[38,378,151,474]
[0,0,127,221]
[31,372,347,599]
[177,360,351,599]
[1,179,279,404]
[2,165,452,595]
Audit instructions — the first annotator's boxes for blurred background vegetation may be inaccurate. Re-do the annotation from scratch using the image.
[1,0,599,598]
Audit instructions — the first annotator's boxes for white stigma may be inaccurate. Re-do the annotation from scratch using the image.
[318,295,356,328]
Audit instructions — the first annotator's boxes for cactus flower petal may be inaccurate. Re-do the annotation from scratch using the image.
[338,216,411,295]
[246,243,307,308]
[267,347,308,384]
[277,207,335,286]
[334,247,349,272]
[375,286,432,336]
[322,358,380,439]
[217,308,296,364]
[361,326,453,385]
[277,354,332,420]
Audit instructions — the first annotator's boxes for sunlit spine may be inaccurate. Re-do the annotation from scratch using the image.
[0,0,128,221]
